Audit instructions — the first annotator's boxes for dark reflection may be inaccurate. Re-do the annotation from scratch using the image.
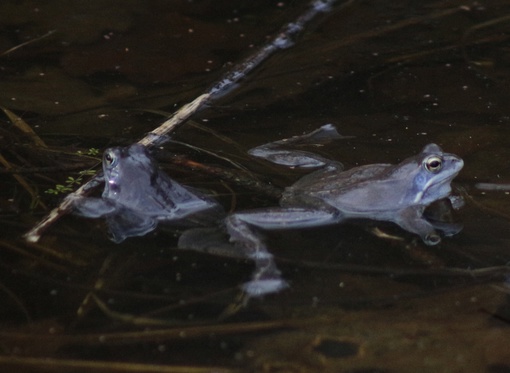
[313,338,360,358]
[488,365,510,373]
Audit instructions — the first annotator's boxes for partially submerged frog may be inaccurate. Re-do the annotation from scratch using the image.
[226,126,464,267]
[73,143,285,297]
[73,144,224,243]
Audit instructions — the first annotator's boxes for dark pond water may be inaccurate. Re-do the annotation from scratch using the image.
[1,0,510,372]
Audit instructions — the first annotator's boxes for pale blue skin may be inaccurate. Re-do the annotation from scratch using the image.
[279,143,463,244]
[226,128,464,267]
[73,144,223,243]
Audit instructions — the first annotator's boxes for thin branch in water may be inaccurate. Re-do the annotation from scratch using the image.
[0,241,71,273]
[166,139,250,172]
[0,30,56,57]
[90,293,182,327]
[0,152,47,210]
[0,316,325,346]
[461,13,510,80]
[1,106,47,147]
[0,281,31,322]
[168,157,282,199]
[1,107,48,209]
[0,356,240,373]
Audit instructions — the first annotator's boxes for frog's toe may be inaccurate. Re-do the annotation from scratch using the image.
[423,233,441,246]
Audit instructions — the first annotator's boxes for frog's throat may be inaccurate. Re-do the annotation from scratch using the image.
[412,179,452,204]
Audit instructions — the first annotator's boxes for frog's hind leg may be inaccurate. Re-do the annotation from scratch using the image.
[178,226,245,259]
[226,207,340,258]
[248,124,347,169]
[225,208,340,297]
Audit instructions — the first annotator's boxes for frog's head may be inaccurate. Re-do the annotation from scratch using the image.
[406,143,463,206]
[102,144,157,200]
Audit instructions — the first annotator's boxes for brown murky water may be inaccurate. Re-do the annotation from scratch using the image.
[1,1,510,372]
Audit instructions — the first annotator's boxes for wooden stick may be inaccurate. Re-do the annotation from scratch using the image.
[24,0,341,242]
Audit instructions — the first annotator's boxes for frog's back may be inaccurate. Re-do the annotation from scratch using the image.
[286,163,391,194]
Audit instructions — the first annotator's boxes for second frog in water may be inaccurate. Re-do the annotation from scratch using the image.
[72,143,286,297]
[73,144,224,243]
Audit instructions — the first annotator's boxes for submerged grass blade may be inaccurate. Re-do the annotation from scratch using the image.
[1,106,47,147]
[0,356,239,373]
[0,107,48,208]
[0,152,47,210]
[0,281,31,322]
[0,30,56,57]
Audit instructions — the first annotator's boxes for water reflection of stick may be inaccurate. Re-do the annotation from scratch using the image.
[24,0,342,242]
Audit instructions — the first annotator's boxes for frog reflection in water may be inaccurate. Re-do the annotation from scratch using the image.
[73,144,286,297]
[225,125,464,293]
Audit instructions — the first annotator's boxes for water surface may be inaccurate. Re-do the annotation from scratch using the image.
[1,1,510,371]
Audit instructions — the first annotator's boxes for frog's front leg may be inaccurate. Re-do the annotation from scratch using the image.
[72,196,118,218]
[106,206,157,243]
[72,197,157,243]
[393,207,441,245]
[225,207,341,296]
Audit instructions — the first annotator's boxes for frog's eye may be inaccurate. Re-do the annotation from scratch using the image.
[424,155,443,173]
[104,151,117,167]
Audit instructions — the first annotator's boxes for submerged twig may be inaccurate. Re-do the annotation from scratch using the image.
[0,282,30,322]
[461,13,510,64]
[1,107,48,209]
[24,0,342,242]
[90,293,182,327]
[0,30,56,57]
[169,157,282,199]
[0,316,326,346]
[1,106,47,147]
[0,153,47,210]
[458,185,510,222]
[0,356,239,373]
[278,257,510,279]
[0,241,73,273]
